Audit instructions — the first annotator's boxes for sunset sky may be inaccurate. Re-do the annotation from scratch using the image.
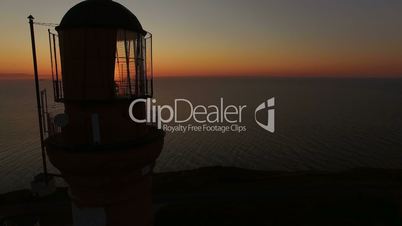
[0,0,402,78]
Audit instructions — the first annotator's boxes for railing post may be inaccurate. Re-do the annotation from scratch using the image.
[52,34,60,100]
[150,34,154,97]
[48,29,57,101]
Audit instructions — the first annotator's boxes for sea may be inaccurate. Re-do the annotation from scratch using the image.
[0,77,401,193]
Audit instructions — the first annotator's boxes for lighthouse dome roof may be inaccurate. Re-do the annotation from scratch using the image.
[57,0,145,33]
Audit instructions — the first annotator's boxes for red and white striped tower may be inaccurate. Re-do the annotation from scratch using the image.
[45,0,165,225]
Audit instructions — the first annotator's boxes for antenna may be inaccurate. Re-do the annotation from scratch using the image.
[28,15,49,184]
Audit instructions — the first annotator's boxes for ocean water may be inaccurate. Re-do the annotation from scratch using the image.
[0,77,401,193]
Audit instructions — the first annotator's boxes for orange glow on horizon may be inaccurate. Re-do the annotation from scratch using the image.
[2,46,400,79]
[1,28,401,79]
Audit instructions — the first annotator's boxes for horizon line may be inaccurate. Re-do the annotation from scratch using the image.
[1,73,402,80]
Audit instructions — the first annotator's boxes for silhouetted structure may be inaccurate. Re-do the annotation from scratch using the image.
[42,0,164,225]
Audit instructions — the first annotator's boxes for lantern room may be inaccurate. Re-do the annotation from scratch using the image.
[54,0,153,101]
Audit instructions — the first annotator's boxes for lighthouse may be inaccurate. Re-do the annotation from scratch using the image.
[44,0,165,225]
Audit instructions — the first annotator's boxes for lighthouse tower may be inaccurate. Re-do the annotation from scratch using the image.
[45,0,164,225]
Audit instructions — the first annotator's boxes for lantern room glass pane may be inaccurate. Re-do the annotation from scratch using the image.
[115,30,136,96]
[114,30,151,98]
